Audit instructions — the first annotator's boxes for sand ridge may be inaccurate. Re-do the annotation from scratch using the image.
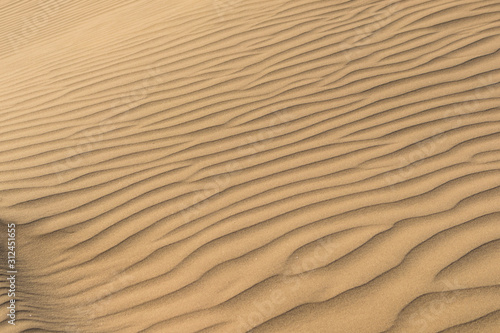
[0,0,499,332]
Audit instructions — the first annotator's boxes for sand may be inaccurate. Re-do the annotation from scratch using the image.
[0,0,499,332]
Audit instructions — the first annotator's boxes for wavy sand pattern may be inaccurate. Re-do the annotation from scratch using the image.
[1,0,500,332]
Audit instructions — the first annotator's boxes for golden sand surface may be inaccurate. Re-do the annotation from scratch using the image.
[1,0,499,332]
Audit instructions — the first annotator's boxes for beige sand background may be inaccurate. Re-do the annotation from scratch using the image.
[1,0,500,332]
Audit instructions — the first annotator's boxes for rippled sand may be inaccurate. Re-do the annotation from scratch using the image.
[1,0,500,332]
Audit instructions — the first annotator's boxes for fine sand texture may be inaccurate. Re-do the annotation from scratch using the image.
[1,0,500,332]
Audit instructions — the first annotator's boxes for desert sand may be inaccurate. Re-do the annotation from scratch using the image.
[1,0,499,332]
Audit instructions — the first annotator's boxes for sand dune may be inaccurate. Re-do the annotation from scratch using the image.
[1,0,499,332]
